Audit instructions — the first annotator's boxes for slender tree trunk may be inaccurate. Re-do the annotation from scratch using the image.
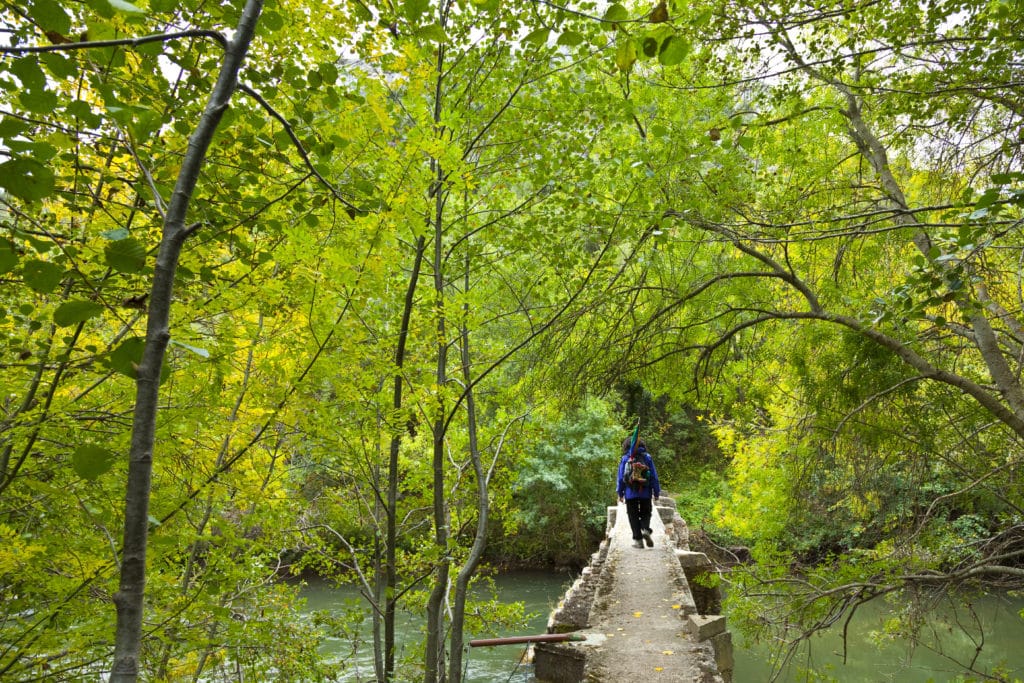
[109,2,263,679]
[425,5,453,677]
[424,173,451,683]
[448,253,489,683]
[381,236,426,682]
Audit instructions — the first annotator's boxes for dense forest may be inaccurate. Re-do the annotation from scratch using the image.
[1,0,1022,680]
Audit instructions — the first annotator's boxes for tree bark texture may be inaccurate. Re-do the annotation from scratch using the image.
[109,2,264,679]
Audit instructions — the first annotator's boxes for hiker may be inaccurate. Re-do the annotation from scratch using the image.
[616,437,660,548]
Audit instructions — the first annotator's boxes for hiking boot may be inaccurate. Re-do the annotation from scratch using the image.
[642,530,654,547]
[633,539,644,549]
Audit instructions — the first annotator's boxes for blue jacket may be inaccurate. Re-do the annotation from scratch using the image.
[617,447,660,501]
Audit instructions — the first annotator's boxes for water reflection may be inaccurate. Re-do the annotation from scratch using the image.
[298,571,572,682]
[732,591,1024,682]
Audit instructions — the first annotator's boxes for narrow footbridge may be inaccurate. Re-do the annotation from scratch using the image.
[533,498,733,682]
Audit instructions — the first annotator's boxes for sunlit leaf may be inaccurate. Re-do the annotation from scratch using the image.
[615,40,637,72]
[524,28,550,47]
[658,34,689,65]
[404,0,429,23]
[415,23,447,43]
[108,0,146,14]
[557,30,584,46]
[603,3,629,26]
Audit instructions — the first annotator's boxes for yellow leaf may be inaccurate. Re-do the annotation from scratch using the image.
[671,604,681,609]
[654,667,664,672]
[662,649,674,655]
[633,611,643,618]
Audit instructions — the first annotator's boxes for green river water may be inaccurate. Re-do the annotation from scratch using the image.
[300,573,1024,681]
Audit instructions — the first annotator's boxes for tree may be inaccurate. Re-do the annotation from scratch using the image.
[539,0,1024,675]
[1,0,374,678]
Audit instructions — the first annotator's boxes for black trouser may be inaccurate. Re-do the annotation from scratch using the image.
[625,497,652,540]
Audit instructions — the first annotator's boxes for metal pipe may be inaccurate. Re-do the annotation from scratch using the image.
[468,633,586,647]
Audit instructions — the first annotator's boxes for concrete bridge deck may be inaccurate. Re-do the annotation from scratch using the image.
[534,498,732,682]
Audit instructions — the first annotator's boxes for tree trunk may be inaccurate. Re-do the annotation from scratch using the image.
[448,254,489,683]
[425,5,453,677]
[424,173,451,683]
[109,2,263,679]
[381,236,426,682]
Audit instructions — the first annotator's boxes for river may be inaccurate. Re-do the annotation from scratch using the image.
[300,574,1024,681]
[732,590,1024,682]
[299,571,572,682]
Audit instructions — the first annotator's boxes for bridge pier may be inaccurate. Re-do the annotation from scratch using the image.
[534,497,733,682]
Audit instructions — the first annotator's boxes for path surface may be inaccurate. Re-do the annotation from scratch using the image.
[584,501,710,680]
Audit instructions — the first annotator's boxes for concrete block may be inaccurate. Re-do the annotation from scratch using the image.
[656,504,675,523]
[688,614,727,641]
[711,631,734,678]
[675,549,712,569]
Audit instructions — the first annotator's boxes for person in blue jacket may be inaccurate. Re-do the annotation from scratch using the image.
[616,437,660,548]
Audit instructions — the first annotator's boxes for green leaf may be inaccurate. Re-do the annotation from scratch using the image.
[615,39,637,72]
[603,3,629,26]
[22,259,64,293]
[658,34,689,65]
[169,338,211,358]
[11,57,46,91]
[404,0,430,23]
[19,88,60,114]
[54,300,105,327]
[415,23,447,43]
[108,336,171,382]
[104,237,147,273]
[29,0,71,34]
[0,238,18,275]
[109,336,145,378]
[974,188,1000,209]
[557,30,584,46]
[319,62,339,85]
[0,116,30,139]
[261,10,284,31]
[72,444,117,480]
[641,35,659,57]
[107,0,146,14]
[83,0,115,18]
[524,28,550,47]
[351,1,372,19]
[67,99,102,127]
[101,227,130,241]
[41,52,76,79]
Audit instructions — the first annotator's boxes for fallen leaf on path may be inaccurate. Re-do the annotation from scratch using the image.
[662,649,674,655]
[671,604,681,609]
[633,611,643,617]
[654,667,664,672]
